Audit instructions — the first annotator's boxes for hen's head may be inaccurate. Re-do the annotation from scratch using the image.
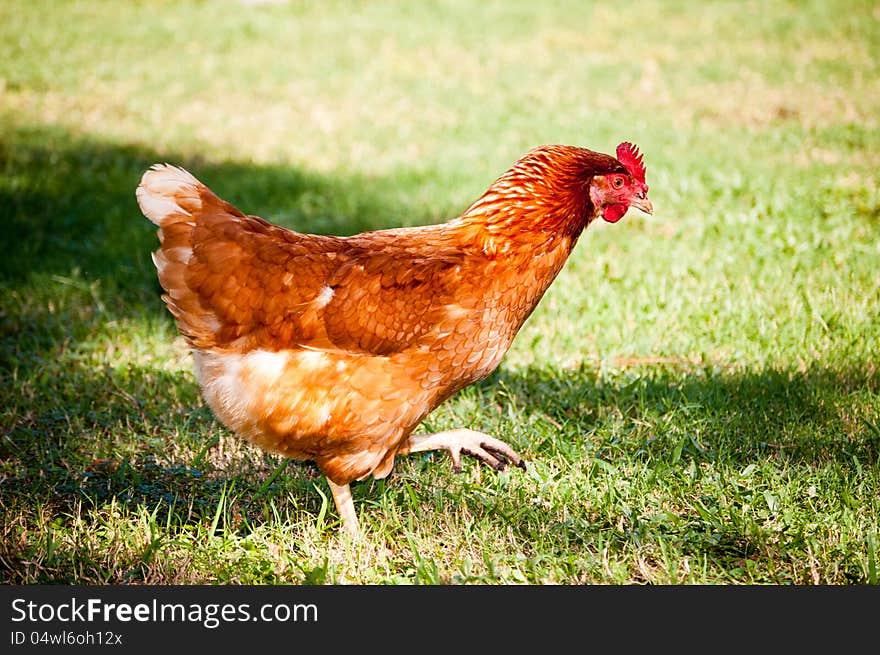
[462,142,653,237]
[589,142,653,223]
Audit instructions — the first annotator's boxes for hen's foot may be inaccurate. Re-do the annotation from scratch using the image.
[399,428,526,474]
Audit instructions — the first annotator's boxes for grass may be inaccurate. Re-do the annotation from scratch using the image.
[1,0,878,584]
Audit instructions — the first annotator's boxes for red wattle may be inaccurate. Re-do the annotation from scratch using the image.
[602,204,627,223]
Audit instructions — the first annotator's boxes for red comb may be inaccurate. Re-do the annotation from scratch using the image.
[616,142,646,185]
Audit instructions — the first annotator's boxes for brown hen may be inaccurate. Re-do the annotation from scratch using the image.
[136,143,652,536]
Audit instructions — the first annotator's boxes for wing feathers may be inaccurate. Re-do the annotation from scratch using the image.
[138,164,483,356]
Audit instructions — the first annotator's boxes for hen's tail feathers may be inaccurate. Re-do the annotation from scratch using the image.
[136,164,243,226]
[136,164,200,226]
[136,164,245,349]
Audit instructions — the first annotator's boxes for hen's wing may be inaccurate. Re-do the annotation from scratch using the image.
[138,165,476,354]
[322,243,468,355]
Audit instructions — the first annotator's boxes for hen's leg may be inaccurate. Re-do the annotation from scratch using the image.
[327,479,359,538]
[398,428,526,473]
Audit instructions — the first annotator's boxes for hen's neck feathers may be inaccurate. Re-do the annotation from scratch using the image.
[456,145,615,239]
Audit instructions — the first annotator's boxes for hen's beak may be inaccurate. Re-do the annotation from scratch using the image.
[631,193,654,215]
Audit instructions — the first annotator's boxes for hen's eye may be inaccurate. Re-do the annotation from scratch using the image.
[612,177,624,189]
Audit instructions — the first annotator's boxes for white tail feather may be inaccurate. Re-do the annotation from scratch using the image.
[136,164,202,225]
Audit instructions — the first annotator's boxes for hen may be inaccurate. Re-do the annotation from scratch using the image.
[136,143,652,536]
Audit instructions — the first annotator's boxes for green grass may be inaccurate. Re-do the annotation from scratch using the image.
[1,0,878,584]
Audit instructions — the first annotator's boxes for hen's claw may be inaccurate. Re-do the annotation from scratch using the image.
[400,428,526,474]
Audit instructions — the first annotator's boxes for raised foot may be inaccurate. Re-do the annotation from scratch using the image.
[400,428,527,474]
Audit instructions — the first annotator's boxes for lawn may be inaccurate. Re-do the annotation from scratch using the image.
[0,0,878,584]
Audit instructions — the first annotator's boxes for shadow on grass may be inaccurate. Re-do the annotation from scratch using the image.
[2,355,325,519]
[0,122,432,288]
[489,362,879,466]
[0,355,330,583]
